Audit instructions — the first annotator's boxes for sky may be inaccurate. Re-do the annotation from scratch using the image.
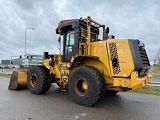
[0,0,160,62]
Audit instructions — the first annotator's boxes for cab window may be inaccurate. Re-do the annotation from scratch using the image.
[65,31,75,55]
[66,31,74,45]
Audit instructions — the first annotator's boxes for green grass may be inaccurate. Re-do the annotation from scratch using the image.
[149,66,160,76]
[0,73,11,78]
[153,74,160,79]
[130,86,160,96]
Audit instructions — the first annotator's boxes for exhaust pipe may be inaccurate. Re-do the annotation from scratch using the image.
[103,27,109,40]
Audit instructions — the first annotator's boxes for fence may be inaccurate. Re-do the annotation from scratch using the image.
[22,54,42,67]
[147,81,160,87]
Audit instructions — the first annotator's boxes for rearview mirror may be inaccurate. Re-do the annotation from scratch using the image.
[58,36,61,42]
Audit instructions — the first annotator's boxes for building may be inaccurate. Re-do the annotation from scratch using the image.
[1,54,42,68]
[1,58,22,68]
[11,58,22,66]
[1,60,10,68]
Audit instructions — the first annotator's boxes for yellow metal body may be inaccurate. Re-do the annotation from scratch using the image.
[9,16,152,91]
[8,68,27,90]
[113,71,152,90]
[17,71,27,86]
[42,38,152,91]
[41,16,152,92]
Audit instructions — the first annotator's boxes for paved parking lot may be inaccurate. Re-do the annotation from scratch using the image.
[0,77,160,120]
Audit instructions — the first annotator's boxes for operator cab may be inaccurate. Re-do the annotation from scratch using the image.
[56,18,100,62]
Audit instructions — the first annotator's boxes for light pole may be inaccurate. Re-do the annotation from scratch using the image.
[25,28,35,55]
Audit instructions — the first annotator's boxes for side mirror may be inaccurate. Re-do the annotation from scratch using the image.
[106,27,109,34]
[20,55,22,59]
[58,36,61,42]
[57,36,61,50]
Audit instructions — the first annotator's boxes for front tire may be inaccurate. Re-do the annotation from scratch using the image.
[68,66,106,106]
[27,66,51,94]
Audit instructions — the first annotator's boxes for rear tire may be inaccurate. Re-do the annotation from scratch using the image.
[68,66,106,106]
[27,66,51,94]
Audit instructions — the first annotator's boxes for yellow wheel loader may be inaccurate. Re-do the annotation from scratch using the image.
[8,16,152,106]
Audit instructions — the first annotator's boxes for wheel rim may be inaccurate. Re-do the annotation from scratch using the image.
[75,78,89,95]
[30,74,37,87]
[82,81,88,90]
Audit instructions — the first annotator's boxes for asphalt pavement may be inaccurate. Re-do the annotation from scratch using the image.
[0,77,160,120]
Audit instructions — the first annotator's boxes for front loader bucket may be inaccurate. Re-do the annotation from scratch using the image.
[8,68,28,90]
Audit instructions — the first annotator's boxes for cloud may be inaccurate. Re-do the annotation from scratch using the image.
[0,0,160,62]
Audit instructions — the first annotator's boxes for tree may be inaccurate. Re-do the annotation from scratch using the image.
[154,48,160,66]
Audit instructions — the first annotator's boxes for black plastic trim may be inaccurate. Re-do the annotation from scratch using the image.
[128,39,150,76]
[128,39,143,71]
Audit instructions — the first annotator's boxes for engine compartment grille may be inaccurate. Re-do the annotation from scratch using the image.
[138,47,150,67]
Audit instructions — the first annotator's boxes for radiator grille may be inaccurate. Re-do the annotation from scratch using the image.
[138,47,150,67]
[109,42,121,75]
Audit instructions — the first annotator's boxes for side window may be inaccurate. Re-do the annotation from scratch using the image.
[65,31,75,55]
[66,32,74,45]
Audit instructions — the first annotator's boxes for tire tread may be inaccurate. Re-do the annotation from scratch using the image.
[27,66,51,94]
[69,66,106,106]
